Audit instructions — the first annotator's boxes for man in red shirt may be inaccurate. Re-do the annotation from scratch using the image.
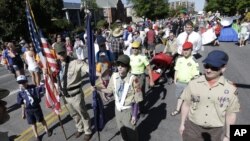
[145,25,156,58]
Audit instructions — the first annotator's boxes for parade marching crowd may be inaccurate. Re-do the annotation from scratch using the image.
[0,10,247,141]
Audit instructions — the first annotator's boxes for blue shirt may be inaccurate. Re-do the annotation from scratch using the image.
[3,50,13,65]
[17,85,44,109]
[96,50,114,63]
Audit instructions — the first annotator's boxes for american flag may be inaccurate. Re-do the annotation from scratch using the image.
[26,1,61,115]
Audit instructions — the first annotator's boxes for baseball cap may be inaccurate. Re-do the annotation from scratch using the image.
[203,50,229,68]
[117,55,130,67]
[16,75,28,84]
[182,42,193,50]
[54,42,66,54]
[131,41,141,48]
[99,52,106,56]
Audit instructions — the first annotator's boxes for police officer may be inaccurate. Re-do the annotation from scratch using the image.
[179,50,240,141]
[94,55,142,141]
[54,43,91,141]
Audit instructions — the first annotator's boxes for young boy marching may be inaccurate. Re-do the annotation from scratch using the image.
[16,75,52,141]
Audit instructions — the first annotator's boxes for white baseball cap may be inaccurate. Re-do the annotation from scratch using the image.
[16,75,28,84]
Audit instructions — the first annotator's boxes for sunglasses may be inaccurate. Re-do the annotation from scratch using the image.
[132,47,139,50]
[203,64,221,71]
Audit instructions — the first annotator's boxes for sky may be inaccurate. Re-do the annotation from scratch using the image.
[64,0,205,11]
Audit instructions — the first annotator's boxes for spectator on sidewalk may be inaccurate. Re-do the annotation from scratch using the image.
[238,19,250,47]
[74,35,86,61]
[5,42,24,77]
[23,43,40,86]
[65,37,73,57]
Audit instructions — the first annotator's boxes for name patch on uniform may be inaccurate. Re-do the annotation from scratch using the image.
[224,89,229,94]
[230,125,250,141]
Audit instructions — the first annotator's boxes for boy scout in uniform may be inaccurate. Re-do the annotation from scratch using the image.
[179,50,240,141]
[54,43,92,141]
[94,55,142,141]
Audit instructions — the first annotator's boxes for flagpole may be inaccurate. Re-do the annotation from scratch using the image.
[57,114,68,140]
[86,9,104,141]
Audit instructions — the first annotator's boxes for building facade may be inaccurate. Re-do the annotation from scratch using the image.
[169,0,195,12]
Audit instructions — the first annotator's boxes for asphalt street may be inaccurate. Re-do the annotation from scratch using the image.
[0,42,250,141]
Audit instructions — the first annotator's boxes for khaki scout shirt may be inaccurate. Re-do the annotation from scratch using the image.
[181,75,240,128]
[106,72,143,106]
[60,59,88,95]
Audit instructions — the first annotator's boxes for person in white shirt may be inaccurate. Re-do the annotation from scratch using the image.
[73,35,85,60]
[176,21,202,58]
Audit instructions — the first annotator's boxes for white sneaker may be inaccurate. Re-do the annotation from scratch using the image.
[155,68,161,73]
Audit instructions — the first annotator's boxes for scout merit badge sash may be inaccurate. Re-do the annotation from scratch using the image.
[113,73,134,111]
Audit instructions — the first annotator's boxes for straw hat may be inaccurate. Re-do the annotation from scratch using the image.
[112,28,123,37]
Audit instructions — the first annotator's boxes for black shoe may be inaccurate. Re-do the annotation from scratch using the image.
[36,136,41,141]
[83,134,92,141]
[47,130,52,137]
[75,131,83,138]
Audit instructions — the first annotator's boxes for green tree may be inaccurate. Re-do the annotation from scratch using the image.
[0,0,26,40]
[204,0,220,13]
[219,0,236,16]
[204,0,250,16]
[236,0,250,14]
[168,5,186,17]
[130,0,169,21]
[0,0,65,41]
[29,0,65,33]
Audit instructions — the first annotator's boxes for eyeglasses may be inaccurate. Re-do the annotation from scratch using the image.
[203,64,221,71]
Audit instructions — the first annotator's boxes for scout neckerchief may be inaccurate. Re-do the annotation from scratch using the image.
[113,72,134,111]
